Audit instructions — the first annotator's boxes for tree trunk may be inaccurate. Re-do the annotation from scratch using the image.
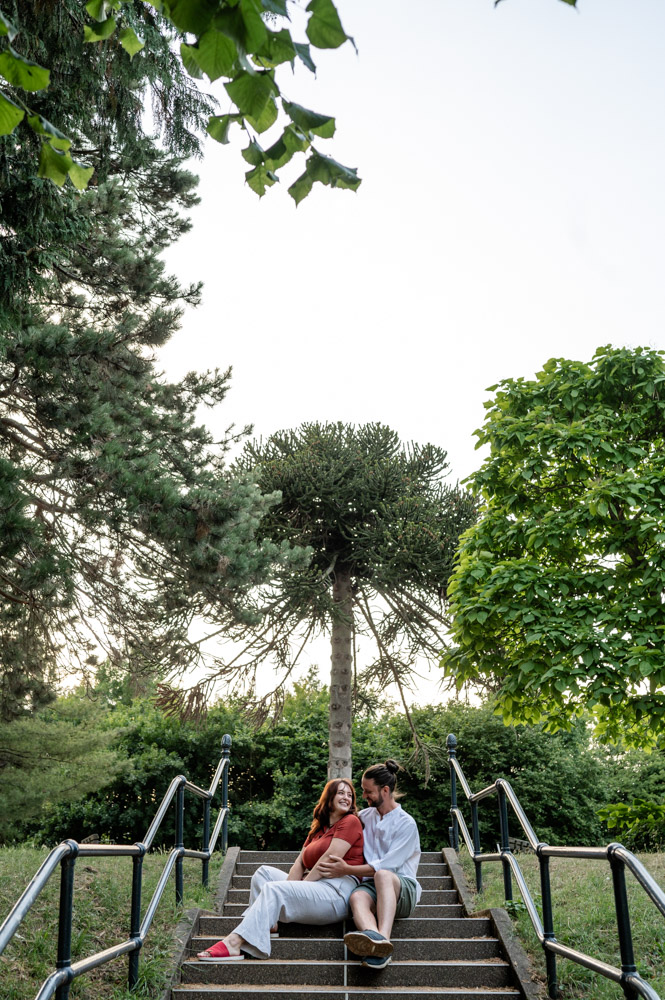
[328,568,353,779]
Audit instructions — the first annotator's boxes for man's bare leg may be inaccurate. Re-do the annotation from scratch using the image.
[373,870,401,940]
[349,890,378,933]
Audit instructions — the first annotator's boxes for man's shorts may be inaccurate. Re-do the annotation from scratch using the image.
[350,874,418,920]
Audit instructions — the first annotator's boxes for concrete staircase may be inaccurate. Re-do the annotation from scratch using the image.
[172,849,523,1000]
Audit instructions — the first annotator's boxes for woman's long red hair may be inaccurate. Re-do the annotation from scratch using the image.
[305,778,358,843]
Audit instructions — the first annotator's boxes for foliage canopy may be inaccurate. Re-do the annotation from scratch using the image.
[445,346,665,746]
[0,0,360,202]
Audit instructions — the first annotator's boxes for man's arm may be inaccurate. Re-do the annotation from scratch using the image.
[302,837,355,882]
[317,855,374,879]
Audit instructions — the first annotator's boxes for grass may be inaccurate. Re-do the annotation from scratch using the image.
[0,845,223,1000]
[459,849,665,1000]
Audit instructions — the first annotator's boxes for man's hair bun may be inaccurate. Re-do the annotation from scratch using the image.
[363,758,404,796]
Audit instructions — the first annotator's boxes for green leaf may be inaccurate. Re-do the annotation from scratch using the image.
[189,29,237,81]
[287,171,313,206]
[118,26,145,59]
[261,125,309,171]
[305,0,353,50]
[38,142,73,187]
[83,18,117,43]
[180,43,204,79]
[68,160,95,190]
[242,138,264,166]
[288,150,361,204]
[0,48,50,92]
[0,12,18,42]
[215,0,267,54]
[162,0,217,35]
[256,28,297,67]
[246,96,278,134]
[0,91,24,134]
[294,42,316,73]
[85,0,121,21]
[27,114,71,150]
[282,100,335,138]
[260,0,288,14]
[245,164,278,197]
[225,71,275,119]
[206,114,241,144]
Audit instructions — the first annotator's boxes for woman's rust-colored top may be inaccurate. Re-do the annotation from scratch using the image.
[301,813,364,870]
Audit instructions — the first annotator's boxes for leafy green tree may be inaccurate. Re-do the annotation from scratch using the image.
[0,693,123,842]
[445,345,665,746]
[0,0,360,201]
[0,1,304,719]
[162,423,476,777]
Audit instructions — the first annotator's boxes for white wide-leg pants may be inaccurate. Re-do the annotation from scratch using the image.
[233,864,356,959]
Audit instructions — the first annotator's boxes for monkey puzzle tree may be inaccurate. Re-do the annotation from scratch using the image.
[444,345,665,747]
[168,423,476,777]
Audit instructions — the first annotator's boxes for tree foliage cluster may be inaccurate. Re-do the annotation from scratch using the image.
[13,674,663,853]
[445,346,665,746]
[0,0,360,202]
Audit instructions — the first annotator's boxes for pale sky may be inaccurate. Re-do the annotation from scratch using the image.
[157,0,665,704]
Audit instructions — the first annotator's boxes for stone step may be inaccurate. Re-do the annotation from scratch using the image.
[173,988,521,1000]
[235,863,448,878]
[181,959,512,988]
[199,916,494,940]
[225,888,460,906]
[192,936,503,962]
[221,903,465,919]
[237,851,445,865]
[231,874,454,891]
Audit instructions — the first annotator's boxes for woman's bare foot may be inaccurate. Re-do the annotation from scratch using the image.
[197,934,244,961]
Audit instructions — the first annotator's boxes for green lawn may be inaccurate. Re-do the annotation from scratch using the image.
[459,850,665,1000]
[0,846,223,1000]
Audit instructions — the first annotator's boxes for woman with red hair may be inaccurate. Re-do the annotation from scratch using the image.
[198,778,364,961]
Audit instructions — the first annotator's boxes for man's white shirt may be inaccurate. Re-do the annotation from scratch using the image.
[359,804,422,902]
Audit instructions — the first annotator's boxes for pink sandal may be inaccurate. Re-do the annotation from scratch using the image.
[197,941,244,962]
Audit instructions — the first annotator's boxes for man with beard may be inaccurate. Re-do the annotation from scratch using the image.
[318,759,421,969]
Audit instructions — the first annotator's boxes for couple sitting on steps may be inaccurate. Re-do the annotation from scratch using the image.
[197,758,421,970]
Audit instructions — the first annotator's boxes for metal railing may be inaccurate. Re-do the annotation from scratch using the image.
[0,733,232,1000]
[446,732,665,1000]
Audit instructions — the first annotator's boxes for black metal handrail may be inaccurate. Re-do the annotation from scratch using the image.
[0,733,232,1000]
[446,732,665,1000]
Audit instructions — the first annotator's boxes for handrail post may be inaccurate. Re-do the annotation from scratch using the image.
[221,734,232,855]
[175,780,185,906]
[497,783,513,902]
[55,841,78,1000]
[202,798,211,888]
[471,801,482,893]
[537,846,558,998]
[128,843,146,990]
[446,733,459,850]
[608,844,639,999]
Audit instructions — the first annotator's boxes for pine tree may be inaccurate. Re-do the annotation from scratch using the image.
[0,2,297,718]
